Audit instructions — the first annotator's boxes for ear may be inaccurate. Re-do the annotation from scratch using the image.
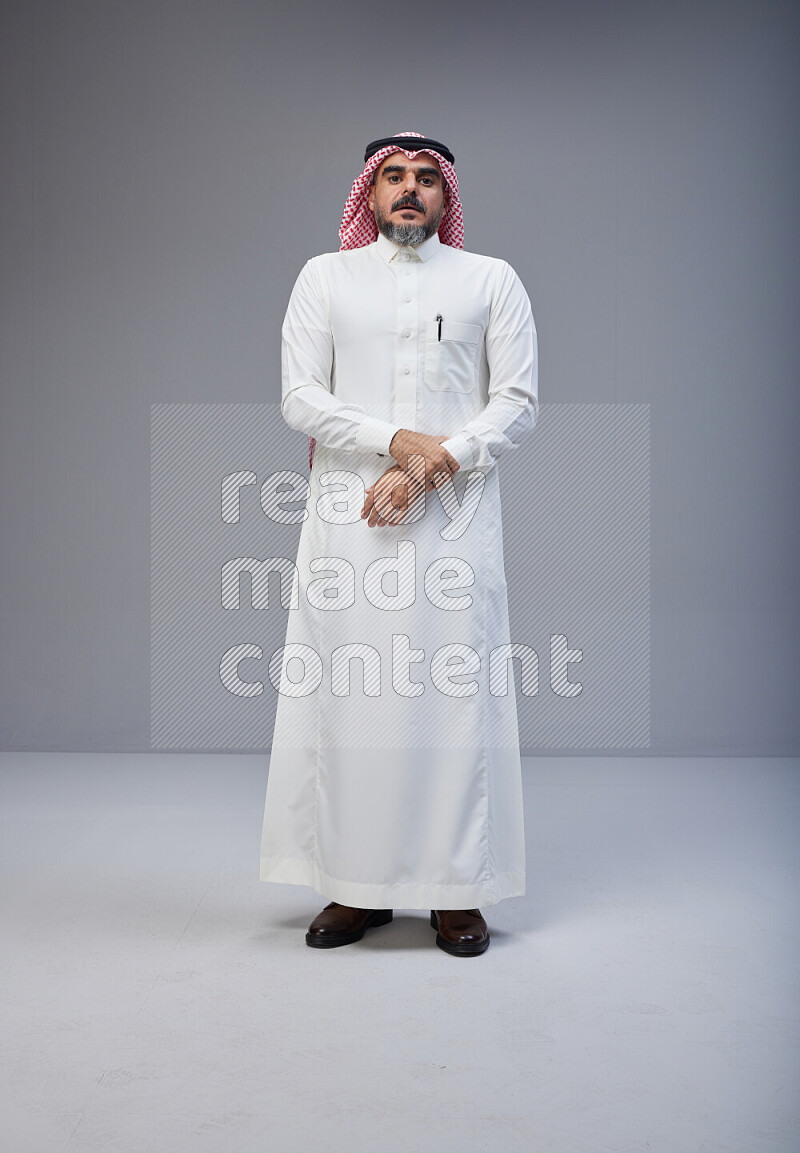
[368,184,376,212]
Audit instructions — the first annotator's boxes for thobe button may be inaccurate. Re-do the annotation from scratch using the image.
[404,296,412,303]
[403,329,411,338]
[403,367,411,375]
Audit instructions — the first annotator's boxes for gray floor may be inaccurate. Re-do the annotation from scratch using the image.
[1,753,798,1153]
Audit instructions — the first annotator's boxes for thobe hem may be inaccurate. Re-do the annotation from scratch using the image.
[258,855,526,909]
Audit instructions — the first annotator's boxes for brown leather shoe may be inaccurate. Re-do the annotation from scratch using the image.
[306,902,393,948]
[430,909,490,956]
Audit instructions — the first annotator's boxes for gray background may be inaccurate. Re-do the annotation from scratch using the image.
[1,0,797,754]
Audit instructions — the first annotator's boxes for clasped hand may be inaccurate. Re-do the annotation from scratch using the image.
[360,429,460,528]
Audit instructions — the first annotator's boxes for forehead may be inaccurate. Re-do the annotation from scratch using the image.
[374,150,443,178]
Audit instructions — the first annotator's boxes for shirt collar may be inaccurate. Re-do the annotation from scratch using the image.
[375,230,441,264]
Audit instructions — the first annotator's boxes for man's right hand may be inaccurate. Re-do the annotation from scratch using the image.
[388,429,460,488]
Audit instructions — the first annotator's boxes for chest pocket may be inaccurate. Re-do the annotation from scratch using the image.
[424,320,482,393]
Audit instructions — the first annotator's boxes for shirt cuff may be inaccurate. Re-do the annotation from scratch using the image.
[354,417,403,456]
[439,434,475,472]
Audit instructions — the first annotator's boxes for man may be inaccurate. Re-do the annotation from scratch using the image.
[260,131,539,957]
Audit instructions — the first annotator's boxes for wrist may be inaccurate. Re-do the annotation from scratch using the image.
[389,429,409,456]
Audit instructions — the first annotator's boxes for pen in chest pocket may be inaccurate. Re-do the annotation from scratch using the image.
[436,314,442,341]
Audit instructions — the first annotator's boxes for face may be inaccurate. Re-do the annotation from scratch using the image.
[368,151,449,246]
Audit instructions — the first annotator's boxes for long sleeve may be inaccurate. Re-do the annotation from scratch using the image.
[440,261,538,475]
[281,259,402,456]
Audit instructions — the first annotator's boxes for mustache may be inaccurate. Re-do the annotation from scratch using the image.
[391,195,426,213]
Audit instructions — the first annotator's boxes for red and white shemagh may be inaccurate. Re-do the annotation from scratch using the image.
[307,131,463,471]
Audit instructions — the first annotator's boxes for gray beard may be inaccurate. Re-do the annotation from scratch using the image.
[377,220,432,247]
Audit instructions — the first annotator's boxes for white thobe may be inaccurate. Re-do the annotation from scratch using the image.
[259,229,539,909]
